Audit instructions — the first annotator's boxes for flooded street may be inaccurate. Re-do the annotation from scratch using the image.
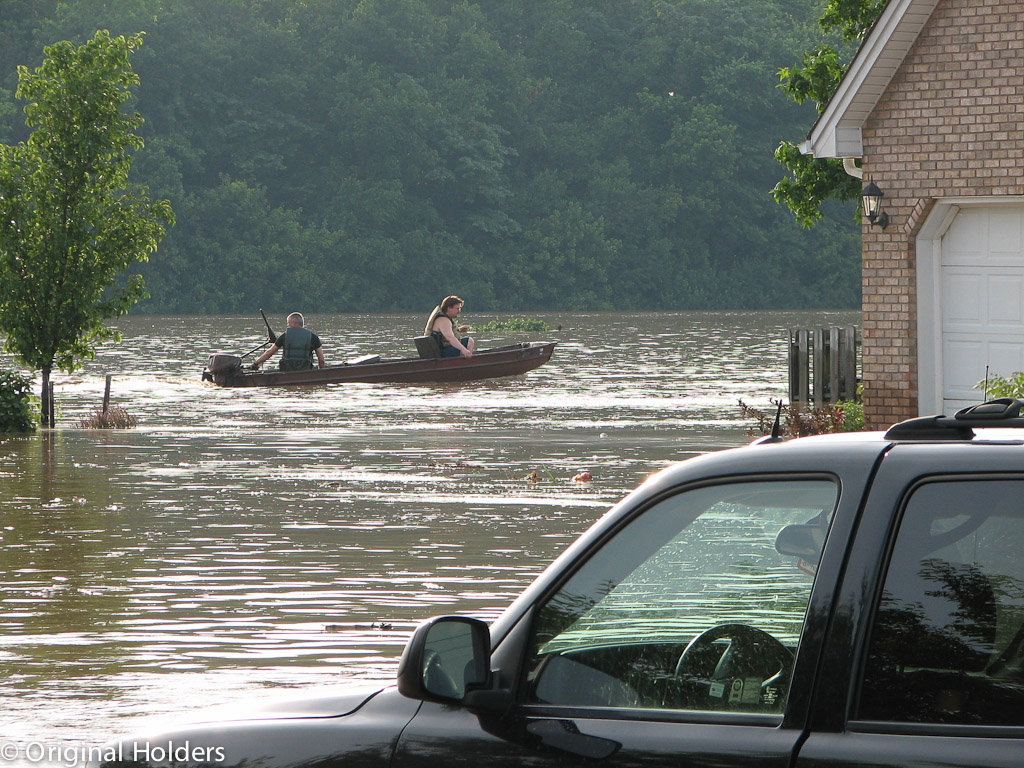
[0,310,857,762]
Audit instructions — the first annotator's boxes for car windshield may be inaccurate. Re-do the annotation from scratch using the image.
[527,477,838,713]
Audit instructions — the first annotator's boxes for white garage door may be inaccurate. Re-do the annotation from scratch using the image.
[941,206,1024,414]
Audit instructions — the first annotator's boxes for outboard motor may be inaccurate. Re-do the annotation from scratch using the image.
[203,354,243,385]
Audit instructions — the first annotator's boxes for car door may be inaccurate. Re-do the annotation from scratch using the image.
[393,474,849,767]
[795,447,1024,768]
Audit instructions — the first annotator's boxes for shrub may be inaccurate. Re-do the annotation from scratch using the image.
[739,397,863,438]
[975,371,1024,399]
[472,317,551,334]
[834,396,865,432]
[78,406,137,429]
[0,370,36,433]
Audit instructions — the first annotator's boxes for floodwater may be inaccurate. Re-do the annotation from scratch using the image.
[0,310,857,764]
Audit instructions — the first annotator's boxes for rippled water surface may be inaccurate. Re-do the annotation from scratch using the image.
[0,310,857,762]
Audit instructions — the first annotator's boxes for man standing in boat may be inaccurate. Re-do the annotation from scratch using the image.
[251,312,326,371]
[425,296,475,358]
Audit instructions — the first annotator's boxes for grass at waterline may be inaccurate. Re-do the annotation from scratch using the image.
[78,406,137,429]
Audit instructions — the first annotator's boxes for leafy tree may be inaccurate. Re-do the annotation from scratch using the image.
[0,30,173,424]
[0,88,14,143]
[773,0,886,227]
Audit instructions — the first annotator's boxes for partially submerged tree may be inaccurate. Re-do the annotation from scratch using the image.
[0,30,173,425]
[772,0,886,227]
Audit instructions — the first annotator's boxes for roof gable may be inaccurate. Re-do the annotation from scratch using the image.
[800,0,941,159]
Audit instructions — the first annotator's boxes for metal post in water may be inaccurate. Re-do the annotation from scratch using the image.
[103,374,112,413]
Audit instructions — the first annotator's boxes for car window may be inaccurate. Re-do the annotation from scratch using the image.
[525,478,838,715]
[858,479,1024,726]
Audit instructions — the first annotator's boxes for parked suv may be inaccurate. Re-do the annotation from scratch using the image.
[96,401,1024,767]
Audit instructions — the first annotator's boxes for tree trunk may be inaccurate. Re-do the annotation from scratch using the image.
[40,366,51,428]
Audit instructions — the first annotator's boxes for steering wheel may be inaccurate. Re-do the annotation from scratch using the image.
[423,649,461,699]
[674,624,792,712]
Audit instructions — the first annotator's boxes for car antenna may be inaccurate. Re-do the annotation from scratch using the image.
[983,364,990,402]
[751,399,785,445]
[770,399,783,440]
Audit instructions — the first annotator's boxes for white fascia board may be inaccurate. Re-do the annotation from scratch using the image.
[802,0,940,159]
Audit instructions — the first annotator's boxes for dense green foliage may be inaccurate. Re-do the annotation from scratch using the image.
[473,317,551,334]
[0,29,173,422]
[1,0,861,313]
[773,0,886,227]
[0,370,36,433]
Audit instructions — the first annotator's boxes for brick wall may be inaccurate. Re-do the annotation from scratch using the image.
[859,0,1024,428]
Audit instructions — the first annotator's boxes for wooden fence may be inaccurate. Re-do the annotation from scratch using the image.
[789,326,860,405]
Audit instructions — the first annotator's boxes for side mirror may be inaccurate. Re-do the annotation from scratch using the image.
[397,616,490,703]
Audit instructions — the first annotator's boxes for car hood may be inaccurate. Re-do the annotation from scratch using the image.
[180,681,391,723]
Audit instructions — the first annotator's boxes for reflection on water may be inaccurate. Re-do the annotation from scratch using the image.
[0,310,856,757]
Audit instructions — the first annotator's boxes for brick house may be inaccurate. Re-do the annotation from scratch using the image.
[800,0,1024,428]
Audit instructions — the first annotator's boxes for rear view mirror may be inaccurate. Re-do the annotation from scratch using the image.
[775,523,827,561]
[397,616,490,702]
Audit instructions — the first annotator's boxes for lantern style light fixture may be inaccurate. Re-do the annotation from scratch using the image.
[861,180,890,229]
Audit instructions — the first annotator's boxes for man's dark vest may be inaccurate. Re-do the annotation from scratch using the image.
[280,327,314,370]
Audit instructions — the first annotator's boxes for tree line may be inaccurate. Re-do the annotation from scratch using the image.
[0,0,860,314]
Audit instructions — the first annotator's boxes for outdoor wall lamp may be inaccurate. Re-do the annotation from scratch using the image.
[861,180,890,229]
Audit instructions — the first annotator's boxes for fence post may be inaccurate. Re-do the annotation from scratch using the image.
[103,374,112,413]
[812,327,825,405]
[789,325,860,405]
[828,327,840,401]
[841,326,857,400]
[789,329,810,404]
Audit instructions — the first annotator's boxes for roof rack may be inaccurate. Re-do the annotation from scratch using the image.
[885,398,1024,440]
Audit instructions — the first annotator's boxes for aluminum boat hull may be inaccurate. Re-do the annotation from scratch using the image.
[204,342,555,387]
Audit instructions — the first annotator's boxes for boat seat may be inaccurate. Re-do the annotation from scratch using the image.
[414,335,442,359]
[347,354,381,365]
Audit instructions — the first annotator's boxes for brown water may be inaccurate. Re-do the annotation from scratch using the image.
[0,310,857,763]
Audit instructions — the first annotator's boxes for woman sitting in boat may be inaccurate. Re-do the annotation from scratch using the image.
[425,296,475,358]
[252,312,326,371]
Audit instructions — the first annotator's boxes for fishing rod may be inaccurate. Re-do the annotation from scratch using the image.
[239,340,272,360]
[235,308,278,360]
